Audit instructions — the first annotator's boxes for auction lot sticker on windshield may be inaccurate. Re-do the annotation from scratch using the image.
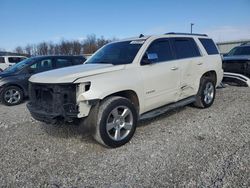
[130,40,145,44]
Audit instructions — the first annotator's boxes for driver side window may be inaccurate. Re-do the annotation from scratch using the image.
[29,59,53,73]
[145,39,174,63]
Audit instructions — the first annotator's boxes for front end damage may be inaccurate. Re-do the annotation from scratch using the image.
[27,82,92,124]
[223,72,250,87]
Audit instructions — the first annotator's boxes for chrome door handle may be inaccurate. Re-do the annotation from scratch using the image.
[171,67,178,70]
[197,62,203,65]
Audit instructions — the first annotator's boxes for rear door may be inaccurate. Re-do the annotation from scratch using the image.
[170,37,202,99]
[140,39,181,111]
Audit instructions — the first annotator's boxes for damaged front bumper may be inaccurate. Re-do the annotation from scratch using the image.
[27,83,81,124]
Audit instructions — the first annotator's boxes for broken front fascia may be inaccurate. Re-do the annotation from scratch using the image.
[76,82,94,118]
[223,72,250,87]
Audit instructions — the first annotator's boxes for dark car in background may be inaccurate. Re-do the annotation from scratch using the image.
[0,55,86,106]
[223,43,250,78]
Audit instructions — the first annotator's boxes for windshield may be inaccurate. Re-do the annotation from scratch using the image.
[86,40,144,65]
[228,46,250,56]
[4,57,36,72]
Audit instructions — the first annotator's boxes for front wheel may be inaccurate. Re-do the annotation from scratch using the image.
[0,86,24,106]
[91,96,138,148]
[193,77,216,108]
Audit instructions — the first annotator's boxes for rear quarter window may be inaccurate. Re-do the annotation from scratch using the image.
[199,38,219,55]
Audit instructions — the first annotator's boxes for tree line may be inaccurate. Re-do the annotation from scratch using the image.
[13,34,115,56]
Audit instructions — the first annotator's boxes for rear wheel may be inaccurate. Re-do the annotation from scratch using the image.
[0,86,24,106]
[193,77,216,108]
[90,96,138,148]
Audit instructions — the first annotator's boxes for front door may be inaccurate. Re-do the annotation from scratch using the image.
[140,39,181,112]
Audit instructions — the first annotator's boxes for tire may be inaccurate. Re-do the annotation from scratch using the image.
[0,86,24,106]
[89,96,138,148]
[193,77,216,108]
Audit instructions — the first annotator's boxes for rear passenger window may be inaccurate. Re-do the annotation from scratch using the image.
[145,39,174,63]
[199,38,219,55]
[56,58,73,68]
[172,38,200,59]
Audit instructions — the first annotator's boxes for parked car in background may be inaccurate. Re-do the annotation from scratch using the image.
[0,55,86,106]
[0,56,27,72]
[223,43,250,78]
[27,33,223,148]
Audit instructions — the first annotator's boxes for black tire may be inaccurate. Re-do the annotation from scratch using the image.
[89,96,138,148]
[0,86,24,106]
[193,77,216,108]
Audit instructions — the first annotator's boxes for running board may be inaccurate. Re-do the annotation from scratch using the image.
[139,96,196,121]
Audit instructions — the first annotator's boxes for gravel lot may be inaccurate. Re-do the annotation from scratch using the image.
[0,86,249,187]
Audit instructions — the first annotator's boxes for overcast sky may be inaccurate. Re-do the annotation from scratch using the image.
[0,0,250,51]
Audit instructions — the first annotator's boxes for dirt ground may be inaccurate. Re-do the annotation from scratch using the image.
[0,86,249,187]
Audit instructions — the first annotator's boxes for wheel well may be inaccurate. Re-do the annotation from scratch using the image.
[105,90,140,111]
[202,71,217,84]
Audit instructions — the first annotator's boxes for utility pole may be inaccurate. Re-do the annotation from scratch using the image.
[191,23,194,34]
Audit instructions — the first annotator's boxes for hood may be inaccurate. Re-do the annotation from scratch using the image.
[29,63,125,83]
[223,55,250,61]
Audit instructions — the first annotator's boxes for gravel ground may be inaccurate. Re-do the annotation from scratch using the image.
[0,86,249,187]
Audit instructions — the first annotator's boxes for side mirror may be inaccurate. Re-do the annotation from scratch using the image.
[141,53,158,65]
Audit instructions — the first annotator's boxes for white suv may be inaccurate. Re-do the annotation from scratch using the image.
[0,56,27,71]
[27,33,223,148]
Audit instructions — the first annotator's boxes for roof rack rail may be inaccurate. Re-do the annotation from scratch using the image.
[165,32,208,37]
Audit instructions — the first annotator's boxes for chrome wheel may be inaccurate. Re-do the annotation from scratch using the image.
[106,106,133,141]
[203,82,214,104]
[4,89,21,104]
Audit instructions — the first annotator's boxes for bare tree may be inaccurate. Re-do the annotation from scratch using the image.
[71,40,82,55]
[48,42,55,55]
[11,34,115,56]
[37,42,48,55]
[83,34,98,54]
[60,40,71,55]
[15,46,24,54]
[25,44,32,55]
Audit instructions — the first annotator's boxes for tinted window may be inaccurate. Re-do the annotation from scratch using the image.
[0,57,5,63]
[145,39,174,63]
[8,57,24,63]
[228,46,250,56]
[199,38,219,55]
[73,57,86,65]
[173,38,201,59]
[29,58,53,73]
[56,58,73,68]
